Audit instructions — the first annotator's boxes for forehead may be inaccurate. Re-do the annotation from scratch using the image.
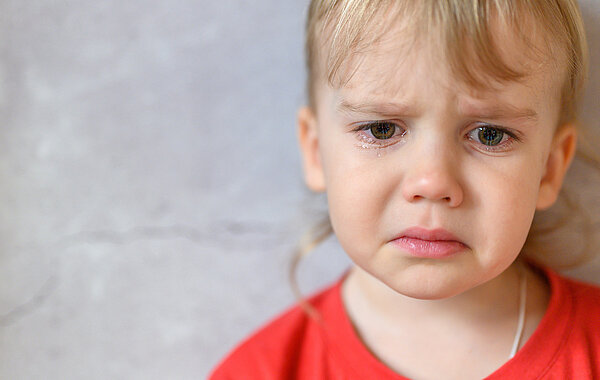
[337,38,555,108]
[317,3,567,107]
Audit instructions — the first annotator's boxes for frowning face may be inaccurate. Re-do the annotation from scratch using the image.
[298,20,576,299]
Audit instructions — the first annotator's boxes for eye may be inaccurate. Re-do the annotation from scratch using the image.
[351,121,407,150]
[466,125,519,152]
[477,127,504,146]
[370,121,396,140]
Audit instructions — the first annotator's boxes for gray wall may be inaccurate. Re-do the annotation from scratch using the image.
[0,1,598,379]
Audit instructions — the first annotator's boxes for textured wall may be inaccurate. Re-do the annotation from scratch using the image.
[0,1,598,379]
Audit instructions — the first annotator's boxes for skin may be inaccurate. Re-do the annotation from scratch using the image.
[297,13,577,380]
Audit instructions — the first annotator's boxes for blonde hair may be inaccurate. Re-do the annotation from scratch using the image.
[292,0,596,301]
[305,0,588,120]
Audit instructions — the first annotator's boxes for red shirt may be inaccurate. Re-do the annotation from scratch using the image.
[210,267,600,379]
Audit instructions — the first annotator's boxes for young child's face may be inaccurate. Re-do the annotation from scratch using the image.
[299,15,576,299]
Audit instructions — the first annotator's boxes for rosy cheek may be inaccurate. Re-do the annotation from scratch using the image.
[478,169,538,238]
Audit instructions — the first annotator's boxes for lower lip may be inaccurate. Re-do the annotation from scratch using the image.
[392,237,467,259]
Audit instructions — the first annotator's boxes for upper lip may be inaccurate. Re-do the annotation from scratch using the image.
[393,227,463,242]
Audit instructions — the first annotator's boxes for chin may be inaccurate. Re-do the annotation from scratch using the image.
[384,276,474,301]
[398,287,465,301]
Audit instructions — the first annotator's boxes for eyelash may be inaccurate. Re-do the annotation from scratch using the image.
[465,125,520,152]
[351,121,407,149]
[351,121,520,153]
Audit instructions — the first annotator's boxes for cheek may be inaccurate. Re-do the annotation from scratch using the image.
[468,156,543,259]
[320,141,395,258]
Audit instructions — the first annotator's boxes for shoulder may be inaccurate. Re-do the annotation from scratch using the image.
[544,267,600,327]
[555,271,600,318]
[547,269,600,373]
[562,275,600,337]
[208,280,342,380]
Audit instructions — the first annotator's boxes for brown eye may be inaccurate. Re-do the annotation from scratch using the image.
[370,122,396,140]
[477,127,504,146]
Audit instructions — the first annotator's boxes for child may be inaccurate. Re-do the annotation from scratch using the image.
[211,0,600,378]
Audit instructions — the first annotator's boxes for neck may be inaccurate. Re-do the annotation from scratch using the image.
[341,260,550,378]
[343,261,523,328]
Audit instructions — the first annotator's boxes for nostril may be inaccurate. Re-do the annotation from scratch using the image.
[402,173,464,207]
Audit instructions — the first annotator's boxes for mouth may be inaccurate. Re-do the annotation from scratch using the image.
[391,227,468,259]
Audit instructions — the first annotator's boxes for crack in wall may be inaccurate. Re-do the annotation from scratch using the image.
[0,221,294,327]
[0,275,57,327]
[54,221,293,248]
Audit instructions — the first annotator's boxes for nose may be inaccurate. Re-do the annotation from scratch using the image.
[401,145,464,207]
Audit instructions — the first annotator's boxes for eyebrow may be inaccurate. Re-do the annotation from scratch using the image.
[458,102,539,123]
[336,100,418,118]
[337,99,539,123]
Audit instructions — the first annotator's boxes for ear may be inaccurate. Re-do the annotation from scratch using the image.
[536,123,577,210]
[297,106,326,192]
